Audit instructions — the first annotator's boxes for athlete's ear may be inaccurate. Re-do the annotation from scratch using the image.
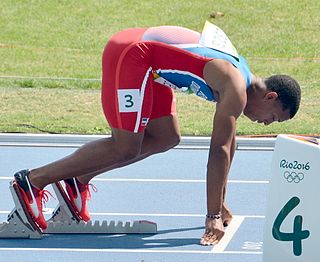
[264,91,278,101]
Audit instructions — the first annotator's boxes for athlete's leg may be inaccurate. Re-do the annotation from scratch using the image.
[12,28,159,226]
[30,111,180,188]
[77,114,181,184]
[77,79,180,184]
[28,28,152,189]
[29,128,144,189]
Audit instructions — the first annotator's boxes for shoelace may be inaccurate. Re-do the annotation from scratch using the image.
[39,189,55,206]
[85,183,98,200]
[68,178,98,200]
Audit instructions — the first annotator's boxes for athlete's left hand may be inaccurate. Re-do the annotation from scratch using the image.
[200,217,225,245]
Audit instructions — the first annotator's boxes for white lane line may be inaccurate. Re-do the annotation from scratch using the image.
[0,177,269,184]
[0,209,57,214]
[0,210,265,218]
[228,180,269,184]
[211,216,245,253]
[90,213,265,219]
[95,178,204,183]
[91,212,207,217]
[0,247,262,255]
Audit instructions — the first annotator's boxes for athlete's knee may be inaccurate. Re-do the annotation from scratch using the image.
[167,133,181,149]
[156,133,181,153]
[114,145,141,163]
[111,129,144,162]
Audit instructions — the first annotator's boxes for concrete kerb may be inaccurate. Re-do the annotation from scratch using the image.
[0,133,276,150]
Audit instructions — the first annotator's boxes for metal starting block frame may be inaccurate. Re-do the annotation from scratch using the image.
[0,182,157,239]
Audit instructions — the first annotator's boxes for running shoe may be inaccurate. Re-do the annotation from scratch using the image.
[64,178,96,222]
[13,169,50,230]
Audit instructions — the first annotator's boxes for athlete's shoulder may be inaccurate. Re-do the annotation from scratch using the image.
[203,59,246,94]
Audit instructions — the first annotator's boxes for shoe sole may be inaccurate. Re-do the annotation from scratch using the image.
[54,182,82,222]
[12,181,43,233]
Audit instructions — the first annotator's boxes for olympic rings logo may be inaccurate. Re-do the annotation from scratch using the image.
[283,171,304,183]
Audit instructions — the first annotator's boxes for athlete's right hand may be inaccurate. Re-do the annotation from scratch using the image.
[200,217,225,246]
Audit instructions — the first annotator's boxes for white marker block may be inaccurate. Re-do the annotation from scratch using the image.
[263,135,320,261]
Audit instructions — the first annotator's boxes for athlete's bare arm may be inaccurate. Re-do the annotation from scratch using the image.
[200,59,247,245]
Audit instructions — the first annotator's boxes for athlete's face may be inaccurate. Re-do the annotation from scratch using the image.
[244,92,291,125]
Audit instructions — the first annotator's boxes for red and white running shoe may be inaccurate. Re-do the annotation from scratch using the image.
[13,170,51,230]
[64,178,96,222]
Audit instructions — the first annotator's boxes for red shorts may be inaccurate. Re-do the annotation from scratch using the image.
[101,28,176,133]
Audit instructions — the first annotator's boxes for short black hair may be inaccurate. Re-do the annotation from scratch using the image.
[265,75,301,118]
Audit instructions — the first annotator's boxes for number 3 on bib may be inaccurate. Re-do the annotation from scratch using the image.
[118,89,141,112]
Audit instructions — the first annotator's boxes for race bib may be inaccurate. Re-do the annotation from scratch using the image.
[117,89,141,112]
[199,21,239,60]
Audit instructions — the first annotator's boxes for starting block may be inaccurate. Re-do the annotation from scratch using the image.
[0,181,157,239]
[263,135,319,261]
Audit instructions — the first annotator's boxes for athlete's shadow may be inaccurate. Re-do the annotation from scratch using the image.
[0,226,205,249]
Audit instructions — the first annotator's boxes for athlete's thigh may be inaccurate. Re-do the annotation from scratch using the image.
[101,28,153,134]
[146,82,180,141]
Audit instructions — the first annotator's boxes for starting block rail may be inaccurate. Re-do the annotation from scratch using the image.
[0,181,157,239]
[45,220,157,234]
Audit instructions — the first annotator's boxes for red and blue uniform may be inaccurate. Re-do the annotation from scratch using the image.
[101,26,252,133]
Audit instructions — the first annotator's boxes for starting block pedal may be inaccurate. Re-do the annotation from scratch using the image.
[0,181,42,238]
[0,180,157,239]
[49,182,82,223]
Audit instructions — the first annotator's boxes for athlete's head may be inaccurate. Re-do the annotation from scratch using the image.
[244,74,301,125]
[265,75,301,118]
